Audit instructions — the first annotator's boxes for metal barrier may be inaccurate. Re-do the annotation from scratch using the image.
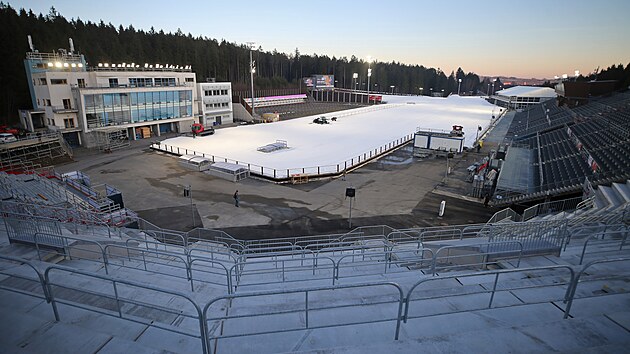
[430,241,524,275]
[578,226,629,264]
[336,248,434,280]
[189,257,232,294]
[522,196,584,221]
[34,232,108,272]
[229,256,337,291]
[404,265,576,323]
[564,257,630,319]
[0,254,49,302]
[44,264,208,354]
[487,208,521,223]
[202,281,406,353]
[103,244,193,291]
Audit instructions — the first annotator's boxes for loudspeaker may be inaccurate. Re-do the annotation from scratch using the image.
[345,187,355,198]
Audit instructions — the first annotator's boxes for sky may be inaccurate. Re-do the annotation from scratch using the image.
[11,0,630,79]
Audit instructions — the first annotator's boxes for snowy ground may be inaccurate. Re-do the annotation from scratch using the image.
[154,95,499,178]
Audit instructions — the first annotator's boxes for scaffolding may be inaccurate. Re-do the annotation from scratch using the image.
[0,132,72,168]
[89,127,130,152]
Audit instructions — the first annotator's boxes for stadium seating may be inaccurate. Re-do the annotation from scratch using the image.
[1,172,629,353]
[495,92,630,206]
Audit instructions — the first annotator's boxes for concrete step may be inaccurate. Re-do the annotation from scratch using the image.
[598,185,623,209]
[612,182,630,203]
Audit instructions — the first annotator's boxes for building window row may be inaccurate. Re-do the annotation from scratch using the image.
[204,89,229,96]
[154,78,176,86]
[84,90,193,129]
[51,78,68,85]
[205,102,229,109]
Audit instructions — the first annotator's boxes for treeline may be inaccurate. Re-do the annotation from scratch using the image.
[0,4,484,124]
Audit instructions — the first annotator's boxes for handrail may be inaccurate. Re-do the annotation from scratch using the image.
[430,240,524,275]
[522,196,584,221]
[34,232,109,273]
[0,254,49,300]
[335,248,434,280]
[404,265,576,323]
[43,264,208,354]
[564,257,630,319]
[201,281,406,352]
[228,256,337,291]
[578,225,629,264]
[188,257,232,294]
[103,244,193,291]
[487,208,520,223]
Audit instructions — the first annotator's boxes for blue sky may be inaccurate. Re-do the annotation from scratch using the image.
[12,0,630,78]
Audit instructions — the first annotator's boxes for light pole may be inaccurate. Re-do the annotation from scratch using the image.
[366,56,373,101]
[441,89,445,97]
[457,78,462,95]
[353,72,358,91]
[419,87,423,96]
[487,83,491,96]
[247,42,256,117]
[390,85,395,94]
[430,88,433,96]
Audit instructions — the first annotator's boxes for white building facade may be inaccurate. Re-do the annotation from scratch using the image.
[197,81,233,127]
[492,86,557,110]
[22,50,233,148]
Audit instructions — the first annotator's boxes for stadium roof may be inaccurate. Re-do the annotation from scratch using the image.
[495,86,557,98]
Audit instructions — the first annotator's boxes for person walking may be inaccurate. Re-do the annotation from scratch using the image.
[233,190,239,207]
[483,193,490,208]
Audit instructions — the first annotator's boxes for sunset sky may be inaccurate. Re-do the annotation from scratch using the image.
[14,0,630,79]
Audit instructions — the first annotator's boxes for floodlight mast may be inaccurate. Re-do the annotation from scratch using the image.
[366,56,373,103]
[247,42,256,117]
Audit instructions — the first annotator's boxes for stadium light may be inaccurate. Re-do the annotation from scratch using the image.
[457,78,462,95]
[247,42,256,116]
[390,85,395,94]
[366,56,373,101]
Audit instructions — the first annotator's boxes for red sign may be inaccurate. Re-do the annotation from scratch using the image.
[369,95,382,102]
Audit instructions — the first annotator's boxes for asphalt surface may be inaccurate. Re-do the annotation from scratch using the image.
[55,128,498,239]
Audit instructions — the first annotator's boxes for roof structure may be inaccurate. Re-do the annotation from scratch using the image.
[495,86,557,98]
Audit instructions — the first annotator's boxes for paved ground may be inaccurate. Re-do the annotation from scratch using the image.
[56,120,504,239]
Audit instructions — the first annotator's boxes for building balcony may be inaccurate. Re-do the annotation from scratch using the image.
[52,106,78,113]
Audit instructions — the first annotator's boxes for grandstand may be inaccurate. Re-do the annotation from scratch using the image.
[493,92,630,206]
[1,167,629,353]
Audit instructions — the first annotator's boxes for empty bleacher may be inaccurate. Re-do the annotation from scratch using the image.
[1,181,629,353]
[494,92,630,206]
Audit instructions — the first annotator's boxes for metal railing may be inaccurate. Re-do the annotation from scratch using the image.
[403,265,576,324]
[229,256,337,291]
[578,225,629,264]
[564,257,630,319]
[429,240,524,275]
[487,207,521,223]
[202,281,406,352]
[44,264,208,354]
[3,256,630,353]
[522,196,584,221]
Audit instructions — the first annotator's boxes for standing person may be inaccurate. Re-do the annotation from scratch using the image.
[483,193,490,208]
[233,190,239,207]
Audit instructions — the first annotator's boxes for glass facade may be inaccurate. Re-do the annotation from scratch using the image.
[84,89,193,129]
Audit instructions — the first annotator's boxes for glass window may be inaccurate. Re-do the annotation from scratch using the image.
[103,94,113,107]
[109,78,119,88]
[130,92,138,105]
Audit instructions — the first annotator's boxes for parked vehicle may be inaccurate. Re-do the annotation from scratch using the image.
[0,133,17,143]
